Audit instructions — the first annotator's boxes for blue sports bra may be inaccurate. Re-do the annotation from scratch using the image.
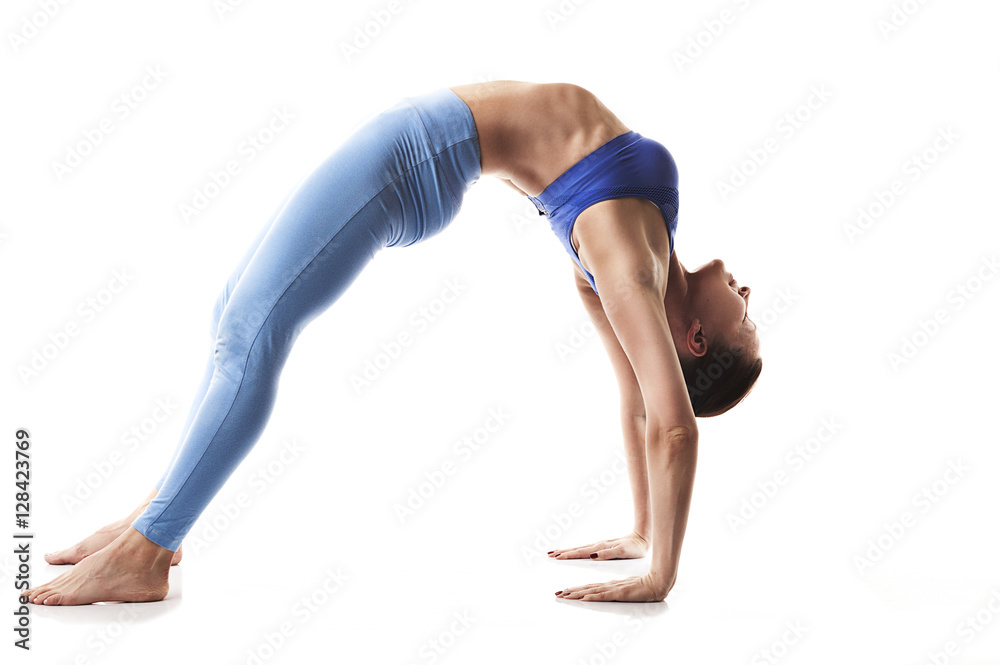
[526,130,679,295]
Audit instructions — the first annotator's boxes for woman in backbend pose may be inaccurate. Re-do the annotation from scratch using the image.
[22,80,761,606]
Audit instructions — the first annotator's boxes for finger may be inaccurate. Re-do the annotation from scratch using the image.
[556,581,606,594]
[550,543,609,559]
[549,543,599,556]
[554,583,605,597]
[550,548,586,559]
[556,578,632,598]
[585,578,665,603]
[555,576,639,593]
[589,545,626,560]
[560,583,619,600]
[581,584,654,602]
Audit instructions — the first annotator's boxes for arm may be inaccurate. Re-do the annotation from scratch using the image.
[556,232,698,602]
[548,262,652,560]
[499,178,528,196]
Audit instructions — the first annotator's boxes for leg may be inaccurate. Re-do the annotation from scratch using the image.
[24,131,401,605]
[132,194,389,551]
[23,88,480,605]
[42,487,185,566]
[153,183,302,490]
[42,186,299,566]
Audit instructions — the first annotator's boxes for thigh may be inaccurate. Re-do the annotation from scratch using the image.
[218,184,300,296]
[213,184,391,359]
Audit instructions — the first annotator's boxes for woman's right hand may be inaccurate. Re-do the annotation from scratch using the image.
[547,530,649,560]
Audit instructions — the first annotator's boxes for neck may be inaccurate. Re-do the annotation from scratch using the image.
[664,252,691,349]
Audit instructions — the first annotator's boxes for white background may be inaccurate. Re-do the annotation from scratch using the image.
[2,0,999,663]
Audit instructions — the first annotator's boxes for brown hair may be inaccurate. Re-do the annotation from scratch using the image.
[679,342,762,418]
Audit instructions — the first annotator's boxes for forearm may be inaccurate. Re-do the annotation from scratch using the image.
[573,275,656,542]
[645,426,698,582]
[620,410,652,539]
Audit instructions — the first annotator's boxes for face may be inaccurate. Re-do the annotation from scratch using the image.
[686,258,758,354]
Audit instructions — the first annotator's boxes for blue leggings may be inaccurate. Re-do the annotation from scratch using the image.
[131,88,481,551]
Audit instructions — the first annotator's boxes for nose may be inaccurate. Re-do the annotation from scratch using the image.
[739,285,750,299]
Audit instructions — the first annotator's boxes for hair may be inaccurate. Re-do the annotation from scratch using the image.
[679,339,762,418]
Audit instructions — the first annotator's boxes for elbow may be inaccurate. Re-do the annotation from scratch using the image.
[660,424,698,447]
[648,420,698,444]
[647,423,699,459]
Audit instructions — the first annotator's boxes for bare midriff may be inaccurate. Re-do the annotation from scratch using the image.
[448,80,630,197]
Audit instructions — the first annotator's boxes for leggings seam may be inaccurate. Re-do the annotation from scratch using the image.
[139,115,473,532]
[405,104,473,208]
[324,120,472,233]
[143,204,366,537]
[141,147,455,538]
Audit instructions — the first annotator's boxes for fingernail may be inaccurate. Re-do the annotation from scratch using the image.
[590,553,598,559]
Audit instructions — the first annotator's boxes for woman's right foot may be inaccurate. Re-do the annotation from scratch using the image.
[44,519,182,566]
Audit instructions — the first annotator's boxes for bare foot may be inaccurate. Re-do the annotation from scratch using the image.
[44,519,183,566]
[21,527,173,606]
[45,489,183,566]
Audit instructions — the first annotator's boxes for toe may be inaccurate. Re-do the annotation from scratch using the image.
[35,589,57,605]
[45,549,71,564]
[45,546,81,565]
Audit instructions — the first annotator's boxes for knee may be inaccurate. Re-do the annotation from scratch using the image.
[209,286,228,338]
[212,302,295,376]
[212,333,247,379]
[211,303,259,376]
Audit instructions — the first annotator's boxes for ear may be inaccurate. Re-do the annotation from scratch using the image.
[686,318,708,358]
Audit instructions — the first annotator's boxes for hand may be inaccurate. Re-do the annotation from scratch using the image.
[547,530,649,560]
[554,570,674,602]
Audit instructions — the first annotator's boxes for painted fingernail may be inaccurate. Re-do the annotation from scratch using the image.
[590,553,598,558]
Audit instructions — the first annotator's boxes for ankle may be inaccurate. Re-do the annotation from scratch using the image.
[118,527,175,568]
[100,518,130,534]
[129,488,159,520]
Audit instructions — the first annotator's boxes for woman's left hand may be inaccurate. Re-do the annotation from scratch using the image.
[554,570,674,602]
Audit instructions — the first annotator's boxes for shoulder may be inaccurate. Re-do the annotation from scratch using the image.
[575,198,673,284]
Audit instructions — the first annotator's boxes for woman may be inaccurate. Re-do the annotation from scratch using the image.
[21,80,761,606]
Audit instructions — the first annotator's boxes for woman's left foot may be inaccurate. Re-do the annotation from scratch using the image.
[20,527,172,606]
